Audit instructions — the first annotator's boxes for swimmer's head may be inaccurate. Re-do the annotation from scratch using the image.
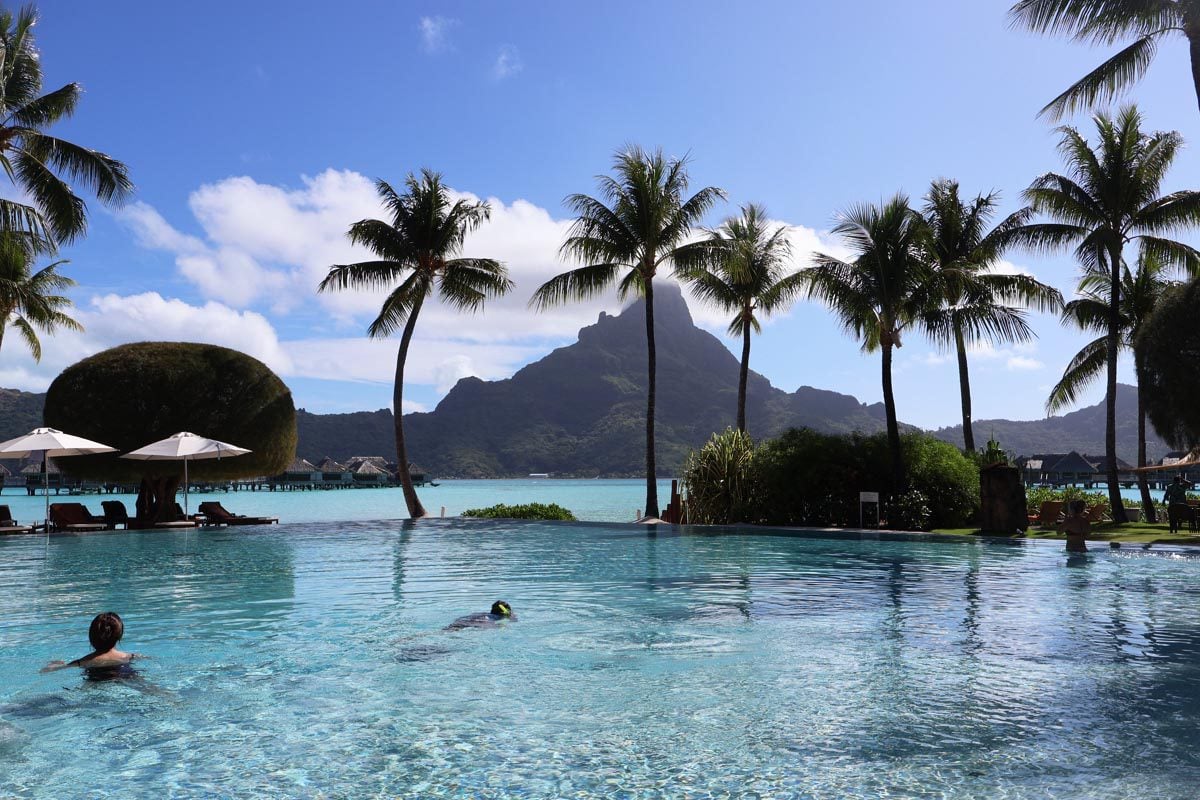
[88,612,123,652]
[490,601,512,617]
[1070,500,1087,516]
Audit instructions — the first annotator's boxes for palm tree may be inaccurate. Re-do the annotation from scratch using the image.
[319,170,512,519]
[530,146,725,518]
[675,203,800,434]
[1047,251,1176,521]
[0,232,80,360]
[1009,0,1200,118]
[1019,106,1200,521]
[919,179,1063,453]
[0,5,132,242]
[800,195,934,491]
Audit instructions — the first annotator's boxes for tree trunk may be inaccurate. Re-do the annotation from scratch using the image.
[1137,381,1157,523]
[955,325,975,454]
[394,297,428,519]
[881,341,904,492]
[1191,33,1200,116]
[135,475,180,527]
[737,317,751,434]
[1105,244,1126,523]
[643,277,660,518]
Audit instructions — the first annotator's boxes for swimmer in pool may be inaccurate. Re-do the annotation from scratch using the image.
[445,601,516,630]
[41,612,142,679]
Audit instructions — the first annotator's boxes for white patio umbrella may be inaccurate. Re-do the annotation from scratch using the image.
[0,427,118,530]
[121,432,250,515]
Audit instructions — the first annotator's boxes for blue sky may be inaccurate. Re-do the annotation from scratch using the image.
[6,1,1198,430]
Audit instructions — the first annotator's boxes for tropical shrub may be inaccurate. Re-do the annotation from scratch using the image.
[1026,486,1111,517]
[686,427,979,531]
[461,503,576,521]
[680,428,758,524]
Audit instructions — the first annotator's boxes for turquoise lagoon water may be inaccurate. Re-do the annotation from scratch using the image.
[3,520,1200,798]
[0,479,674,525]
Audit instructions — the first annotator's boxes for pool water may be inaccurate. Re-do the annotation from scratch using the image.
[2,521,1200,798]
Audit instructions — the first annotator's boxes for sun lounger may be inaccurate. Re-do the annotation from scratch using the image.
[49,503,106,532]
[1028,501,1064,528]
[197,501,278,526]
[0,504,33,534]
[1084,504,1107,524]
[100,500,130,530]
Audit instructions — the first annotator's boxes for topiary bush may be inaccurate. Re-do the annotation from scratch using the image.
[461,503,576,521]
[681,428,758,524]
[43,342,296,524]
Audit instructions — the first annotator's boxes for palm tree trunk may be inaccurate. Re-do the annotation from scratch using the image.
[1105,244,1126,523]
[1191,33,1200,116]
[881,341,904,492]
[1137,382,1157,523]
[394,297,428,519]
[737,318,751,433]
[954,325,974,454]
[643,277,660,518]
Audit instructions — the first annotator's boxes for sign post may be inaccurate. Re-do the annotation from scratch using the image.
[859,491,880,529]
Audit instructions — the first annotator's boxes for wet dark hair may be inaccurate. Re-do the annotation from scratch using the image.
[490,601,512,617]
[88,612,124,652]
[1070,500,1087,516]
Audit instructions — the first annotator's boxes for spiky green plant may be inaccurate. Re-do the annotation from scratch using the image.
[320,170,512,519]
[675,203,801,434]
[1009,0,1200,119]
[531,146,725,518]
[918,179,1062,453]
[1017,106,1200,522]
[681,427,758,524]
[0,5,132,242]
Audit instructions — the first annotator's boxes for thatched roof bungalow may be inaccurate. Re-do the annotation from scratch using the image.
[278,457,322,482]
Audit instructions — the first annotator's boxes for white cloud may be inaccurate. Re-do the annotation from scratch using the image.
[419,16,457,53]
[492,45,523,80]
[1006,355,1044,371]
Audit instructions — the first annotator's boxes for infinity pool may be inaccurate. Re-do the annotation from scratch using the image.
[2,521,1200,798]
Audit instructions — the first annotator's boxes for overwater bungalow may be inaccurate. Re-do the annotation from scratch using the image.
[1018,451,1139,488]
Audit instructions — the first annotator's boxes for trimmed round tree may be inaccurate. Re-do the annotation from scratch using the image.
[43,342,296,525]
[1136,279,1200,452]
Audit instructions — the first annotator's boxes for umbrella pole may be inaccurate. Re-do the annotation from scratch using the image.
[184,457,189,516]
[43,452,50,547]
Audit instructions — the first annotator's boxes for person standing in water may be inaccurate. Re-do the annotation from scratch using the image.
[1062,500,1090,553]
[41,612,141,679]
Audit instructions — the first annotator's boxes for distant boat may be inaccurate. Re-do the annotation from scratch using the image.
[528,473,549,478]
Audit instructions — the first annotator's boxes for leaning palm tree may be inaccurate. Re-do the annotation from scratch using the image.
[531,146,725,518]
[675,203,800,434]
[1019,106,1200,522]
[919,179,1062,453]
[1047,251,1176,521]
[1009,0,1200,118]
[800,195,934,491]
[0,5,132,242]
[0,232,80,360]
[319,170,512,519]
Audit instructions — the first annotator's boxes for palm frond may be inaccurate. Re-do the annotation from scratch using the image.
[529,262,623,309]
[1046,335,1109,414]
[366,272,430,339]
[317,260,407,293]
[1038,34,1161,120]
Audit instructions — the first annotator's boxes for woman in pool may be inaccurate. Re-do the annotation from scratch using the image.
[445,601,516,630]
[1062,500,1090,553]
[41,612,141,679]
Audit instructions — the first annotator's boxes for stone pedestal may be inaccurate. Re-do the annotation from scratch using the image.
[979,465,1028,534]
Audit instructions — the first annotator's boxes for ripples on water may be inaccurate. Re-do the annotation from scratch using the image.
[2,521,1200,798]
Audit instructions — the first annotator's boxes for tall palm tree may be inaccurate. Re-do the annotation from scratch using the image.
[531,146,725,518]
[0,232,79,359]
[1019,106,1200,521]
[675,203,800,434]
[319,170,512,519]
[0,5,132,242]
[800,195,934,491]
[919,179,1063,453]
[1047,251,1176,521]
[1009,0,1200,118]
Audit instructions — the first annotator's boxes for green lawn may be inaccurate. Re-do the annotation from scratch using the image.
[932,521,1200,547]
